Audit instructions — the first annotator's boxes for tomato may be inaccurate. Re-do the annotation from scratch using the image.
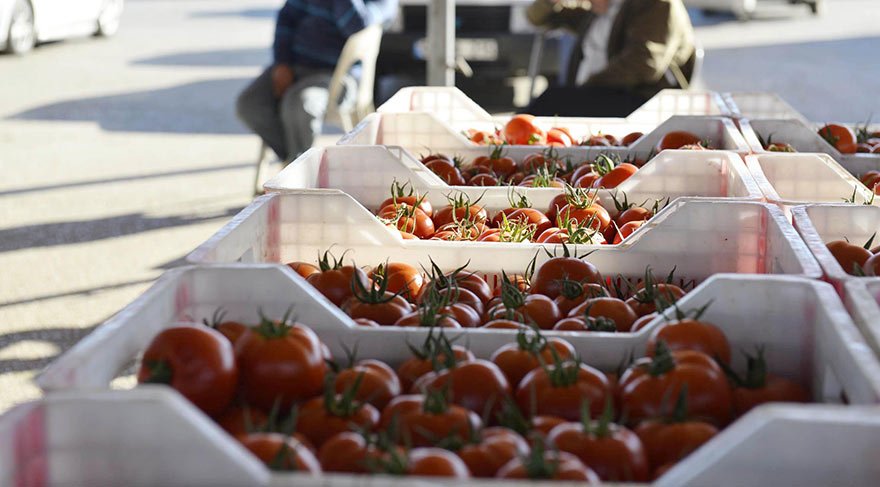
[344,294,411,326]
[395,308,462,328]
[826,240,871,275]
[631,312,659,332]
[860,170,880,190]
[235,320,327,410]
[378,203,436,239]
[568,297,638,332]
[574,172,600,188]
[619,344,732,426]
[488,291,561,330]
[725,348,809,416]
[621,132,644,146]
[457,427,529,477]
[546,127,573,147]
[656,131,701,151]
[286,261,320,279]
[547,408,650,481]
[202,311,249,347]
[217,405,269,437]
[818,123,858,154]
[506,208,552,237]
[635,419,717,473]
[557,203,611,231]
[381,393,481,447]
[353,318,381,328]
[516,360,611,421]
[585,134,613,147]
[370,262,423,302]
[616,206,652,226]
[467,173,499,186]
[425,159,467,185]
[334,359,401,410]
[520,152,563,173]
[306,251,370,306]
[380,182,434,217]
[239,432,321,473]
[593,163,638,190]
[433,204,488,228]
[318,431,403,473]
[496,448,599,481]
[505,114,544,145]
[297,389,380,449]
[490,332,576,387]
[612,220,645,244]
[397,333,476,391]
[626,282,686,317]
[137,326,238,417]
[474,150,517,178]
[554,282,608,316]
[422,153,454,165]
[481,319,529,330]
[413,359,512,415]
[646,318,732,364]
[531,256,602,299]
[408,447,471,478]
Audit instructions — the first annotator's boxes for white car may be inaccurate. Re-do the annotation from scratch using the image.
[0,0,123,54]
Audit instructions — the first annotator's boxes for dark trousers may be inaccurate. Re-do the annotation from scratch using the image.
[524,86,649,117]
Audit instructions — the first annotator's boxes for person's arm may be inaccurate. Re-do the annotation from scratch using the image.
[273,1,298,66]
[585,0,683,87]
[335,0,399,37]
[527,0,592,32]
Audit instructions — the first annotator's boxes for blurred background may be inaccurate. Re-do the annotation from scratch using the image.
[0,0,878,413]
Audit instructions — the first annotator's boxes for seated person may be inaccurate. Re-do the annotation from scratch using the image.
[525,0,696,117]
[236,0,397,161]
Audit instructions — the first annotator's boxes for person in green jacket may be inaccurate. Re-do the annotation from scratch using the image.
[524,0,696,116]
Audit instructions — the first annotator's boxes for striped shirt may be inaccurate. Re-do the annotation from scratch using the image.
[273,0,398,68]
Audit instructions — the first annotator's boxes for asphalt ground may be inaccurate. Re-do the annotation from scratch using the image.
[1,0,878,413]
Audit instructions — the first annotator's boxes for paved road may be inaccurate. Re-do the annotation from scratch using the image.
[0,0,878,413]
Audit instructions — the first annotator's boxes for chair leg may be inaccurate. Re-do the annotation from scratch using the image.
[253,142,268,196]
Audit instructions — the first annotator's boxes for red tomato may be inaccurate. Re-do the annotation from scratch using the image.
[548,412,650,481]
[425,159,467,185]
[726,348,810,416]
[369,262,423,302]
[235,321,327,410]
[656,131,702,151]
[547,128,573,147]
[397,334,475,391]
[380,393,481,447]
[530,256,602,299]
[468,173,500,186]
[506,208,552,237]
[488,292,561,330]
[616,206,652,226]
[568,297,638,332]
[621,132,644,146]
[286,261,320,279]
[557,203,611,231]
[496,448,599,481]
[626,282,686,317]
[217,405,269,437]
[379,182,434,217]
[318,431,404,473]
[239,432,321,472]
[378,203,436,239]
[413,359,512,415]
[619,345,732,426]
[646,318,732,364]
[826,240,872,275]
[636,418,717,473]
[433,204,488,228]
[612,220,645,244]
[818,123,858,154]
[593,163,638,189]
[408,447,472,478]
[296,391,380,448]
[516,361,611,421]
[554,282,608,316]
[306,251,370,306]
[481,319,529,330]
[505,114,544,145]
[137,326,238,417]
[457,427,530,477]
[334,359,401,410]
[491,332,576,387]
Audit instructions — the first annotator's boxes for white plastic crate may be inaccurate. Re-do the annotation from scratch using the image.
[185,193,820,281]
[341,113,750,159]
[741,119,880,176]
[262,145,762,207]
[791,204,880,288]
[26,268,880,486]
[378,86,730,126]
[722,92,808,124]
[844,279,880,360]
[745,153,876,210]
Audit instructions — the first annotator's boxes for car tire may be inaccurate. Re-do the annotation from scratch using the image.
[95,0,124,37]
[5,0,35,55]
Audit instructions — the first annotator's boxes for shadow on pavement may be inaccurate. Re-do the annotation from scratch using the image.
[133,48,269,68]
[0,325,98,373]
[0,162,254,197]
[703,35,880,121]
[0,206,244,253]
[9,78,253,134]
[0,278,157,308]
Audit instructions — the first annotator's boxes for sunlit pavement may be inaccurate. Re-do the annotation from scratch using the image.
[0,0,878,413]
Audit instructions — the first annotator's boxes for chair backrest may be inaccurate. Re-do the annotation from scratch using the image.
[325,24,384,132]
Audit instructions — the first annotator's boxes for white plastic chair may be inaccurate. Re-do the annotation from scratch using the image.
[254,24,384,194]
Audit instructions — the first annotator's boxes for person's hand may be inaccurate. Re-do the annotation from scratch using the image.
[271,64,294,98]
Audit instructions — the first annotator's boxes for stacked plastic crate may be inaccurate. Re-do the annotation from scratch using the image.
[5,88,880,486]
